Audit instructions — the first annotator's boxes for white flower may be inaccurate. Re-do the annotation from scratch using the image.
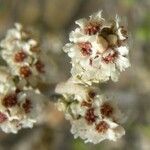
[0,23,51,87]
[63,11,130,84]
[18,90,47,122]
[0,23,23,50]
[93,95,125,123]
[70,11,104,42]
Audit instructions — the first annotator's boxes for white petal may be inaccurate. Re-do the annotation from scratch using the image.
[117,46,129,56]
[75,18,88,28]
[116,56,130,71]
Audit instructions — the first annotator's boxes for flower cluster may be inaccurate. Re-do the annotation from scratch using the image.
[0,67,46,133]
[56,11,130,144]
[56,79,125,143]
[63,11,130,84]
[0,24,50,133]
[0,23,51,87]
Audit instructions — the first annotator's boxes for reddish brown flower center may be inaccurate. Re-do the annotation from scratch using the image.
[0,112,7,123]
[35,60,45,73]
[14,51,27,62]
[100,102,113,117]
[22,99,32,113]
[20,66,31,77]
[84,22,100,35]
[85,108,96,124]
[3,93,17,107]
[103,51,118,64]
[96,121,109,133]
[78,42,92,56]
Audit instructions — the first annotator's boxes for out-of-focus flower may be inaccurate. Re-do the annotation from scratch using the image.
[0,90,46,133]
[63,11,130,84]
[0,66,47,133]
[0,23,51,87]
[56,80,125,143]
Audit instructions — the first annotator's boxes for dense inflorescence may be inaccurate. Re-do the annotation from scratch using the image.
[56,79,125,144]
[63,11,130,84]
[0,23,51,87]
[0,67,46,133]
[56,11,130,144]
[0,24,50,133]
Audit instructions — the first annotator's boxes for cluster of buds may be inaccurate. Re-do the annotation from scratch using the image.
[0,24,50,133]
[63,11,130,84]
[56,11,130,144]
[0,23,51,87]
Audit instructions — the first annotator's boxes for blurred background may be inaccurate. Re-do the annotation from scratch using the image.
[0,0,150,149]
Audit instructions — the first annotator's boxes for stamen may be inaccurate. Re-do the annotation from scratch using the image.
[103,51,118,64]
[85,108,96,124]
[84,22,100,35]
[96,121,109,133]
[78,42,92,56]
[100,102,113,117]
[20,66,31,77]
[3,93,17,107]
[14,51,27,62]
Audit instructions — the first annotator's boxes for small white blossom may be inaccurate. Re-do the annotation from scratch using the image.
[69,11,104,43]
[63,11,130,84]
